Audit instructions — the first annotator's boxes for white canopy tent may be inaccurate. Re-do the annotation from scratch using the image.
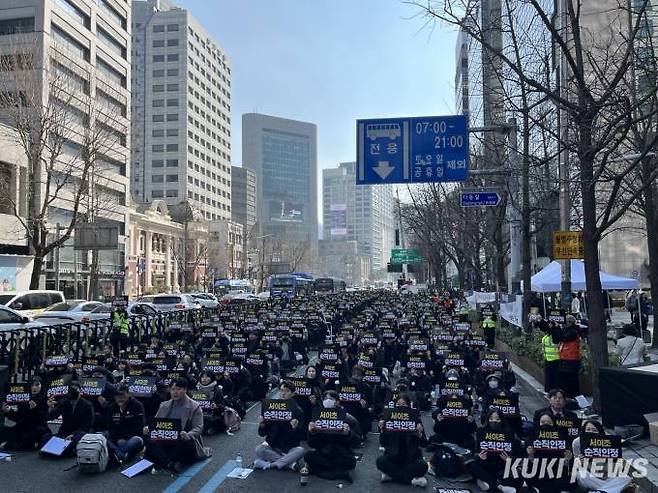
[529,260,639,293]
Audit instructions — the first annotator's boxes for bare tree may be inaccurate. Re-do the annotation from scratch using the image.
[0,40,127,291]
[409,0,658,409]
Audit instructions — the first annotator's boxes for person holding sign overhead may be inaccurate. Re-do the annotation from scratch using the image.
[571,420,632,493]
[304,390,358,482]
[376,393,429,487]
[253,380,306,470]
[142,378,210,473]
[0,377,49,451]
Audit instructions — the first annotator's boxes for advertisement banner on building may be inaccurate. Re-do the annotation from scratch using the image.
[330,203,347,236]
[0,256,17,292]
[269,199,304,223]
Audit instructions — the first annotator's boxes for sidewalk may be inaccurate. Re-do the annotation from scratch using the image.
[511,356,658,493]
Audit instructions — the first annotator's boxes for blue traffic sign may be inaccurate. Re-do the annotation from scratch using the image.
[460,191,501,207]
[356,115,469,185]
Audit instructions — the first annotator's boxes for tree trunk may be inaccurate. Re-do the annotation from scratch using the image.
[581,156,608,411]
[29,253,44,289]
[643,179,658,348]
[88,249,99,301]
[521,112,532,329]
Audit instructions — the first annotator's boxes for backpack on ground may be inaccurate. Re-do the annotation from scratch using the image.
[76,433,109,473]
[429,443,472,479]
[223,406,241,433]
[225,397,246,419]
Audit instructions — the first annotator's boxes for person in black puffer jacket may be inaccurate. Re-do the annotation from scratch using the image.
[376,393,429,487]
[0,377,49,451]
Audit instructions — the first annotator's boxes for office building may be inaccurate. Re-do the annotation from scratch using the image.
[0,0,132,296]
[230,165,257,240]
[322,162,395,277]
[242,113,318,255]
[131,0,232,221]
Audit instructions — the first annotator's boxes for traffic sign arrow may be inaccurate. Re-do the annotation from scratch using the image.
[373,161,395,180]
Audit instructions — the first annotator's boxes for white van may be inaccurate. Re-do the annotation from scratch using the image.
[0,290,66,318]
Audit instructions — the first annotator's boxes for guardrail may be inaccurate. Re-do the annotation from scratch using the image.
[0,308,216,383]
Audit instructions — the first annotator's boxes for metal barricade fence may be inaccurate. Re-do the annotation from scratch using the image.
[0,307,214,383]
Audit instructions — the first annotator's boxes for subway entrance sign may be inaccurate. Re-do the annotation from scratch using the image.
[356,115,469,185]
[553,231,584,259]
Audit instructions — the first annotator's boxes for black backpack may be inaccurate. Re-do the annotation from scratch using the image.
[430,444,461,478]
[225,396,246,419]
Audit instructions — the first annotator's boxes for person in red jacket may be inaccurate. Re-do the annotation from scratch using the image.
[557,315,581,398]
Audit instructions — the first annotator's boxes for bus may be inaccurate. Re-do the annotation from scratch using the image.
[314,277,347,293]
[269,273,314,298]
[214,279,252,296]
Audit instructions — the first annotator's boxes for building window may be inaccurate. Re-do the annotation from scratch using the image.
[166,144,178,152]
[166,189,178,197]
[167,54,179,62]
[97,89,126,116]
[152,159,164,167]
[152,129,164,137]
[152,69,164,77]
[153,54,165,63]
[152,39,165,48]
[152,174,163,182]
[166,174,178,182]
[166,98,178,107]
[166,129,178,137]
[167,68,179,76]
[97,56,126,87]
[54,0,90,28]
[97,0,127,29]
[166,113,178,121]
[0,17,35,36]
[167,24,179,31]
[153,25,165,33]
[152,144,164,152]
[152,99,164,107]
[152,84,164,92]
[52,23,90,61]
[166,159,178,166]
[152,114,164,122]
[167,39,179,47]
[152,190,163,198]
[167,83,179,91]
[98,27,126,59]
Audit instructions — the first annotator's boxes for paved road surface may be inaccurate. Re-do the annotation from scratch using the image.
[0,362,552,493]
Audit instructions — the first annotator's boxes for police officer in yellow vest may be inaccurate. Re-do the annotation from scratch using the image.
[481,307,497,349]
[110,296,130,356]
[540,322,561,393]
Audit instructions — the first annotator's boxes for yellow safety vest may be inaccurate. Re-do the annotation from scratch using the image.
[542,334,560,362]
[482,317,496,329]
[112,311,130,336]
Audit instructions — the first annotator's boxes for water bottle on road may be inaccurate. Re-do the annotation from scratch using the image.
[236,452,243,469]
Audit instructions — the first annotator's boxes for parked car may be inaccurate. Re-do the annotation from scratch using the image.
[0,305,46,332]
[139,293,201,312]
[85,302,159,321]
[0,290,65,318]
[190,293,219,308]
[33,300,105,325]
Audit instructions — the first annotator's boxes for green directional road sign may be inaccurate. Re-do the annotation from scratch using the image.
[390,248,422,264]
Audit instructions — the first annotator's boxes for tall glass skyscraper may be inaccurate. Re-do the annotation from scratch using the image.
[242,113,318,255]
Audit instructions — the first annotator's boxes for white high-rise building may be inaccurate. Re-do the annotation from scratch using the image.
[131,0,232,221]
[0,0,132,296]
[322,162,395,277]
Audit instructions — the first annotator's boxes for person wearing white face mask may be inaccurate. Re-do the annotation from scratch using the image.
[304,391,358,482]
